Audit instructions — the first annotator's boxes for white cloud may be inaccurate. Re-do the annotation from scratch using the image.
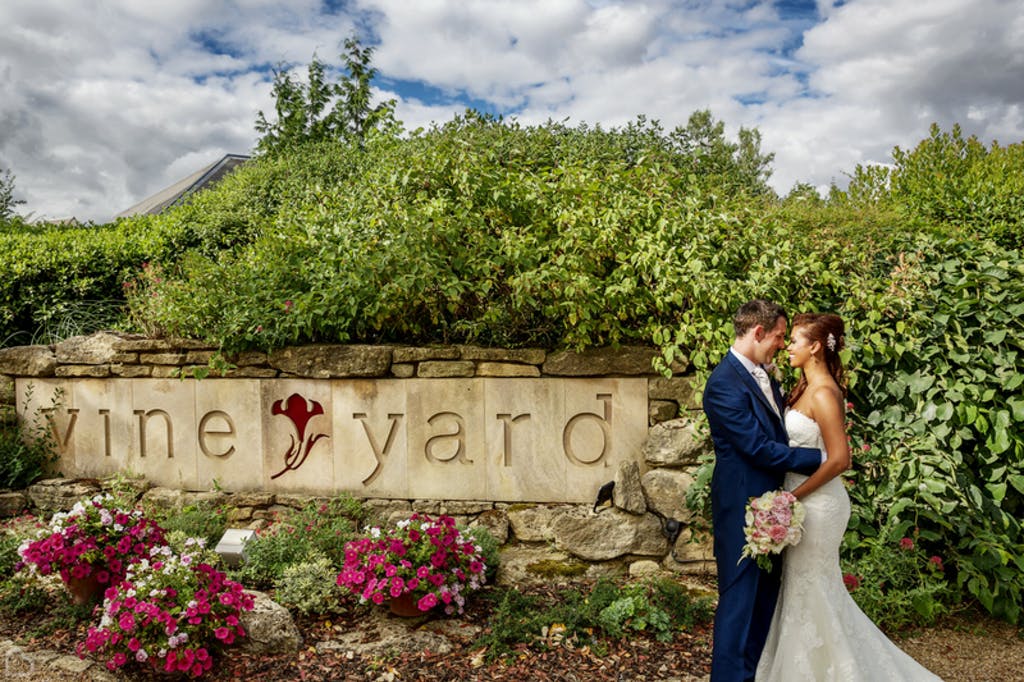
[0,0,1021,220]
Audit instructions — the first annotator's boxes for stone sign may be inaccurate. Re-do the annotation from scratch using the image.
[15,378,648,502]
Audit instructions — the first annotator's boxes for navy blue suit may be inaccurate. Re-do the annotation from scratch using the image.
[703,351,820,682]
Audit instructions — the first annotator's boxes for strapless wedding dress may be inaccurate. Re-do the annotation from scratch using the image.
[755,409,943,681]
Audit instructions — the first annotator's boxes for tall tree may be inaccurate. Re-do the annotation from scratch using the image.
[668,110,775,196]
[254,36,398,155]
[0,167,25,221]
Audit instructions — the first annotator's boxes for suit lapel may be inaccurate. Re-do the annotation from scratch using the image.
[725,353,783,424]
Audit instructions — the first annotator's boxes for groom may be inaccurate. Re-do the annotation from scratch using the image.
[703,300,822,682]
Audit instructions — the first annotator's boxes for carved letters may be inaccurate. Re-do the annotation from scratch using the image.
[21,378,645,500]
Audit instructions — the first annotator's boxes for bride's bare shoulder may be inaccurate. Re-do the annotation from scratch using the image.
[807,383,844,420]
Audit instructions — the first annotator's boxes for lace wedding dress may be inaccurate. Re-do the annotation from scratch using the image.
[756,409,943,681]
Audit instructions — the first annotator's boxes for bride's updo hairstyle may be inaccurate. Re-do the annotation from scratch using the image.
[787,312,847,407]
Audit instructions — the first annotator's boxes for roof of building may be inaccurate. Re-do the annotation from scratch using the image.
[115,153,250,218]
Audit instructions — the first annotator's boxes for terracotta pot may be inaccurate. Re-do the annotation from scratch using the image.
[389,592,424,617]
[66,571,104,606]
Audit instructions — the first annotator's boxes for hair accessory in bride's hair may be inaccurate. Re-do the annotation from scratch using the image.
[827,333,837,352]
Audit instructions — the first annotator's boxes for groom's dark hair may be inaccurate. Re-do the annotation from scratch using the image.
[733,299,787,337]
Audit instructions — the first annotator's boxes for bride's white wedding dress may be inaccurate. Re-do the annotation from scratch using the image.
[756,409,943,681]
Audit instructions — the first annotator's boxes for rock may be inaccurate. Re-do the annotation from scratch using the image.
[54,332,125,365]
[410,500,443,515]
[138,352,187,365]
[185,350,217,364]
[110,364,152,377]
[0,345,56,377]
[223,367,279,378]
[613,461,647,514]
[227,507,253,523]
[232,492,276,507]
[642,418,709,468]
[0,374,14,403]
[227,350,269,367]
[391,363,415,378]
[664,529,717,575]
[441,500,493,515]
[641,468,698,523]
[313,608,452,658]
[239,591,303,654]
[140,487,186,510]
[649,399,679,424]
[551,508,666,561]
[628,559,664,578]
[392,346,461,363]
[361,498,412,523]
[470,509,510,544]
[0,491,30,517]
[495,544,587,585]
[100,473,149,501]
[268,345,392,378]
[111,337,213,352]
[474,362,541,377]
[417,360,475,377]
[55,365,111,377]
[506,504,571,542]
[457,346,546,364]
[648,376,700,410]
[26,478,102,513]
[180,491,228,508]
[542,346,660,376]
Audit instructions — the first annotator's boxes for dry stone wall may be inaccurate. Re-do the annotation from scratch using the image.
[0,332,715,576]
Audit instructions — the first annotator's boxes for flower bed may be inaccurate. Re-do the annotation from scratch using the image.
[336,513,487,614]
[16,493,167,589]
[81,541,253,676]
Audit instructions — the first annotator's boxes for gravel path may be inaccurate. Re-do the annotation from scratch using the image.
[897,617,1024,682]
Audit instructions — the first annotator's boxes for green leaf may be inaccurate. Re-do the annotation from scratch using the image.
[987,482,1007,504]
[984,329,1007,345]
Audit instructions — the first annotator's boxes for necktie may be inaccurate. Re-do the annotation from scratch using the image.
[751,365,780,417]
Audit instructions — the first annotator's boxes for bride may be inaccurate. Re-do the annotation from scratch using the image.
[756,313,943,681]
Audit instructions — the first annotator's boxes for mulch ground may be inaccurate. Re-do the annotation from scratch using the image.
[4,579,1023,681]
[0,583,714,681]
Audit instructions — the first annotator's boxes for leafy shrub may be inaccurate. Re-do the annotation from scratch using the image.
[274,554,347,616]
[465,524,501,583]
[0,528,20,577]
[0,419,57,490]
[842,529,953,631]
[473,578,714,661]
[645,576,715,630]
[232,521,315,590]
[164,531,224,568]
[596,583,674,642]
[156,505,229,551]
[0,573,51,617]
[231,496,365,589]
[0,386,59,489]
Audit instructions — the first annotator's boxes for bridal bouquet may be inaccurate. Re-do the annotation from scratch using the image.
[739,489,805,571]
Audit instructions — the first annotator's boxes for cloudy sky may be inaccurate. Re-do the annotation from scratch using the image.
[1,0,1022,222]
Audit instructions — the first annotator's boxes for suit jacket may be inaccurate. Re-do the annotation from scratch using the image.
[703,351,821,592]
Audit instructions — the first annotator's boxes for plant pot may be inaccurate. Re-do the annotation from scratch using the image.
[389,592,424,617]
[66,571,104,606]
